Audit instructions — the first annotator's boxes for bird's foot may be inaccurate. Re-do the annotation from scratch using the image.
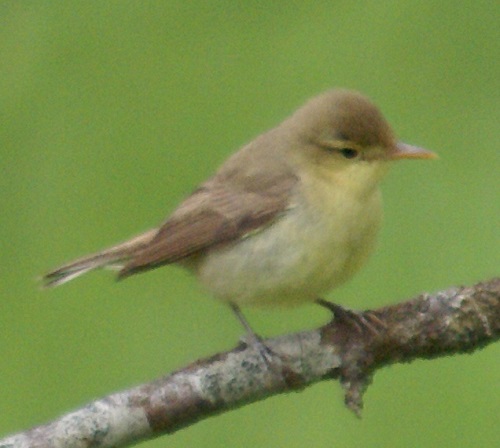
[230,303,281,368]
[238,331,278,366]
[316,298,386,336]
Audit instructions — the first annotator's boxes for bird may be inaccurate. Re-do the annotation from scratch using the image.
[43,89,436,343]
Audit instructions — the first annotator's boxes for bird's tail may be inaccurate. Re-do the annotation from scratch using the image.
[42,229,158,288]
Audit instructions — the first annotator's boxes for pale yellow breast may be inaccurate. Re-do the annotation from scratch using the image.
[191,164,384,307]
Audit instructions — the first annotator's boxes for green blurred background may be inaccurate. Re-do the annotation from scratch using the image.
[1,1,499,446]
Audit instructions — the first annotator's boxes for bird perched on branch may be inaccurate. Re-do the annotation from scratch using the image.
[44,89,436,342]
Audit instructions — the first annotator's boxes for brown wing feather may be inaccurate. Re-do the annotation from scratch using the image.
[118,176,297,279]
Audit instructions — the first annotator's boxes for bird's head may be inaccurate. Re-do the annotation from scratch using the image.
[285,89,436,190]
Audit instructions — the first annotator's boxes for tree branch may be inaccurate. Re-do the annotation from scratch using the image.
[2,278,499,448]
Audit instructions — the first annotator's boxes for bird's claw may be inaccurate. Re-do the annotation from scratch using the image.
[316,298,386,336]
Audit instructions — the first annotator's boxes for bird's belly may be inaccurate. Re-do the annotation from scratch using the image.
[190,190,382,307]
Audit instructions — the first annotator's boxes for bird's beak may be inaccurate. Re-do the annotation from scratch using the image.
[389,142,438,160]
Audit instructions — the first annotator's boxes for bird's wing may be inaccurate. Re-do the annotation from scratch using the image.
[118,173,297,278]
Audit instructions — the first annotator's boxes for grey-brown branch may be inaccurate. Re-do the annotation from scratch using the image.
[1,278,499,448]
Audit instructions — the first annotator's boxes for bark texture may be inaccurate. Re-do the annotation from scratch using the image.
[1,278,498,448]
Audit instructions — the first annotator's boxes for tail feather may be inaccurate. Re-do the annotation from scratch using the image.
[43,253,125,287]
[42,229,158,288]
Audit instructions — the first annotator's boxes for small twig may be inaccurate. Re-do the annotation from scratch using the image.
[1,278,499,448]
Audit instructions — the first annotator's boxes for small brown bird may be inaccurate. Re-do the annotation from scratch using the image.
[44,89,436,339]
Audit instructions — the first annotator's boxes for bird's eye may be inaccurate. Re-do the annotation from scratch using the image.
[339,148,359,159]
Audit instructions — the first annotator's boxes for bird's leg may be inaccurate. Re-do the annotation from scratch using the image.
[229,303,275,364]
[315,298,386,335]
